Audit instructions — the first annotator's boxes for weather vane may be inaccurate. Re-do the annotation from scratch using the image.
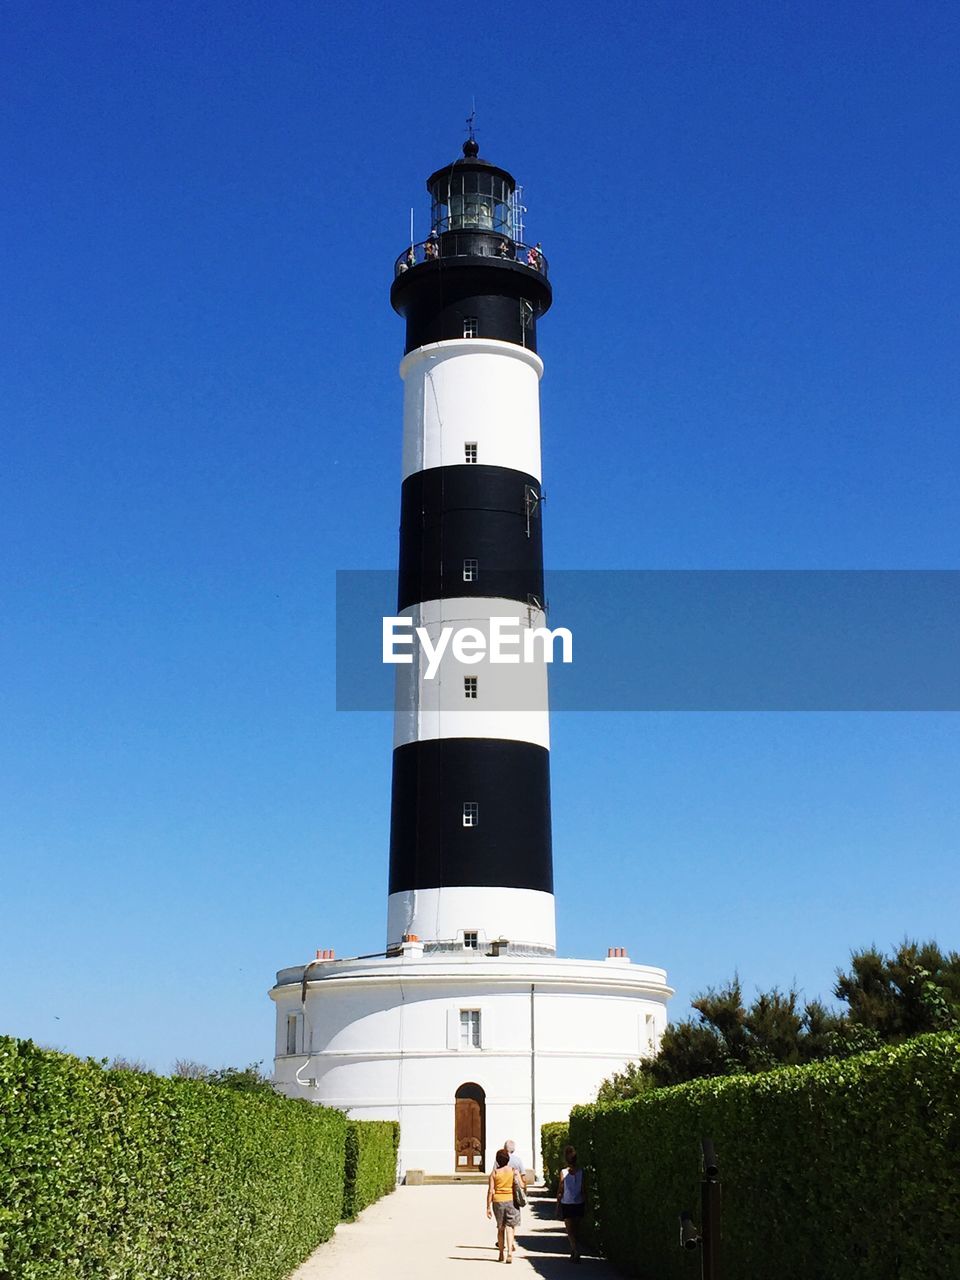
[465,99,477,143]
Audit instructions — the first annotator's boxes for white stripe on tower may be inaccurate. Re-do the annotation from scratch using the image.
[400,339,543,481]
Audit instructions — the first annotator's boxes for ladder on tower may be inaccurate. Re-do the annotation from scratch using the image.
[511,184,526,245]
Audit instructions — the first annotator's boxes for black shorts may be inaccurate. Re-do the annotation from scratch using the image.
[560,1202,585,1219]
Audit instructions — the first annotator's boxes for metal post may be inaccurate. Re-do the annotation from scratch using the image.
[678,1139,721,1277]
[700,1178,721,1280]
[700,1138,721,1280]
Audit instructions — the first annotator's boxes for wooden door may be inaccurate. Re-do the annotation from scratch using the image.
[455,1096,483,1170]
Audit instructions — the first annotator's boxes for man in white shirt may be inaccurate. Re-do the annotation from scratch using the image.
[504,1138,528,1184]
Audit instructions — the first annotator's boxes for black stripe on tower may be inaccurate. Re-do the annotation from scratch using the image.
[388,738,553,893]
[391,255,552,356]
[398,464,543,611]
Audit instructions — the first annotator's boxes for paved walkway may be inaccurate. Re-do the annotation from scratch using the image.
[289,1185,620,1279]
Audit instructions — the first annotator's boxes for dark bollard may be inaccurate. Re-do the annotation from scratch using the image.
[679,1210,700,1251]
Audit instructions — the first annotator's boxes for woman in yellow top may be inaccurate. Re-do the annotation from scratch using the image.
[486,1148,522,1263]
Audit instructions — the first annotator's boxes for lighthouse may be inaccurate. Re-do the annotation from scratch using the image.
[270,138,671,1179]
[388,136,555,956]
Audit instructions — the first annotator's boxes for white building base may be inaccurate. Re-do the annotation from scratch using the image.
[270,946,672,1179]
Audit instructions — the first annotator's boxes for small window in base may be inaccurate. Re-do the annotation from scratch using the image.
[463,316,479,338]
[463,930,479,949]
[286,1013,298,1055]
[462,801,479,827]
[465,442,478,464]
[460,1008,481,1048]
[464,676,478,699]
[462,558,478,582]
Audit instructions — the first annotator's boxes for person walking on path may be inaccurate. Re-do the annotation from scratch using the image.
[497,1138,528,1249]
[503,1138,528,1184]
[557,1144,587,1263]
[487,1148,522,1263]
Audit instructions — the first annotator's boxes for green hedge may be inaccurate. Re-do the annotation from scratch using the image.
[0,1036,347,1280]
[540,1121,569,1193]
[342,1120,399,1220]
[570,1032,960,1280]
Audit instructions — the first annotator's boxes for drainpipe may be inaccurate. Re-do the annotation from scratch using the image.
[530,983,537,1180]
[293,957,326,1089]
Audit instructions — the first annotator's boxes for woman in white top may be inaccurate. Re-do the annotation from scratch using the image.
[556,1144,587,1263]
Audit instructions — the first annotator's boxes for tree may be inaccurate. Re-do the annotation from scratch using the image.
[645,1019,729,1088]
[796,999,851,1063]
[636,979,847,1090]
[172,1059,210,1079]
[596,937,959,1098]
[108,1056,152,1074]
[835,939,960,1041]
[596,1059,654,1102]
[204,1062,277,1094]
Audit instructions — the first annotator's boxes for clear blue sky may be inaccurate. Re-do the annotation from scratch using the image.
[2,1,958,1072]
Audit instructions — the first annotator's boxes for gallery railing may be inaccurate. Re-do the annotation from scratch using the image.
[395,234,549,279]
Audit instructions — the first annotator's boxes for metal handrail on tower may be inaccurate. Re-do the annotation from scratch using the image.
[395,236,549,279]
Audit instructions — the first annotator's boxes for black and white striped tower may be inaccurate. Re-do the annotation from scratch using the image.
[387,138,556,954]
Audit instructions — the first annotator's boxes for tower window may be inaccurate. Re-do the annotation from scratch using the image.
[464,676,478,699]
[286,1014,298,1055]
[463,930,479,949]
[463,316,479,338]
[462,558,478,582]
[460,1009,481,1048]
[465,442,478,464]
[462,801,479,827]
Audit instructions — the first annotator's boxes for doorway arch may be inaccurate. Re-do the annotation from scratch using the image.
[454,1082,486,1171]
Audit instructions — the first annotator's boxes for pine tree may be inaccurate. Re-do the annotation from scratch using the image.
[835,939,960,1040]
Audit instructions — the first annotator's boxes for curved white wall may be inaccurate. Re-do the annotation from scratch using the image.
[272,954,672,1179]
[400,340,544,481]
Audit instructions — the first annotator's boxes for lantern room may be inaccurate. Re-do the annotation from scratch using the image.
[428,138,515,235]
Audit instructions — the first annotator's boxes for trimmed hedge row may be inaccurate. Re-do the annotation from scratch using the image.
[342,1120,399,1220]
[540,1121,569,1193]
[0,1037,397,1280]
[569,1032,960,1280]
